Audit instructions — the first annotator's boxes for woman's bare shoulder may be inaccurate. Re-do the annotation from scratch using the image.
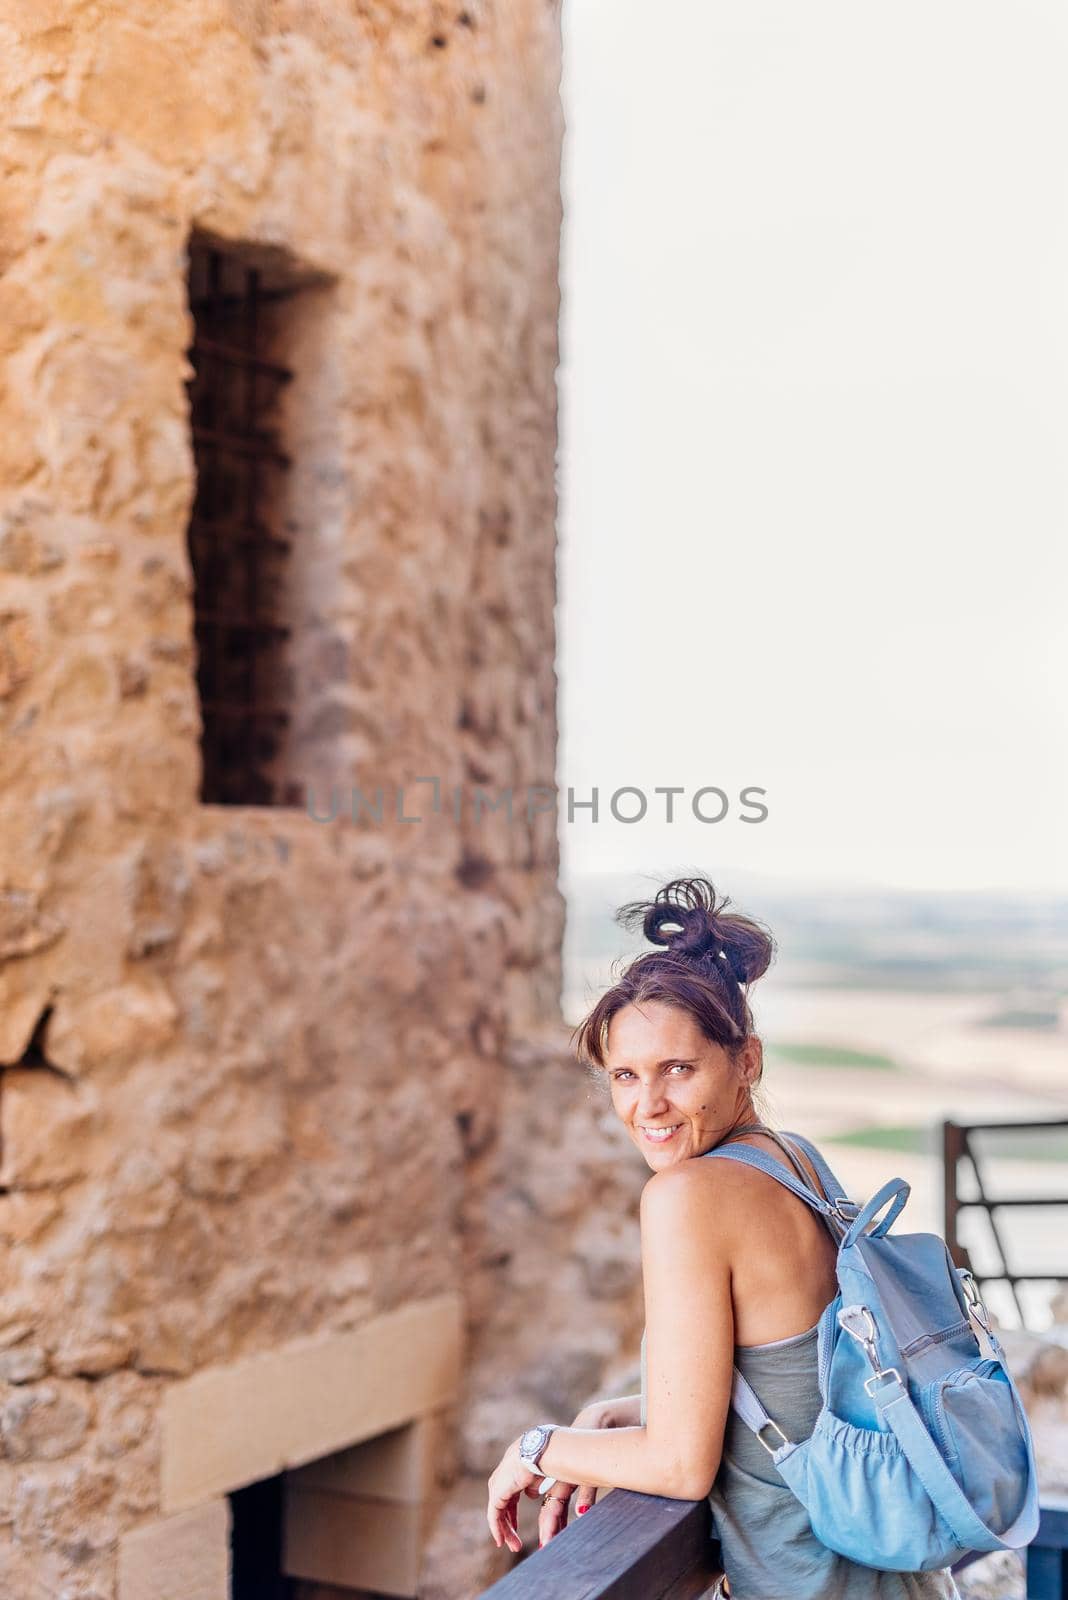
[639,1154,768,1235]
[640,1146,820,1247]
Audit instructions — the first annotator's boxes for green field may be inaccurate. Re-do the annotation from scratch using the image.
[826,1124,930,1154]
[828,1123,1068,1162]
[767,1041,899,1072]
[978,1007,1061,1030]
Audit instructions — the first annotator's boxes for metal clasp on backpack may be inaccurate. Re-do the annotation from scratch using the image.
[863,1366,902,1397]
[754,1418,791,1456]
[958,1268,1000,1358]
[959,1269,992,1332]
[838,1304,903,1398]
[832,1198,860,1222]
[837,1303,879,1365]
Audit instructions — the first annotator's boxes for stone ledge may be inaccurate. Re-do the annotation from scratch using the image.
[118,1498,230,1600]
[161,1295,462,1513]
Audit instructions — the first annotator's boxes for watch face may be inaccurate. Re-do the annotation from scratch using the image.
[520,1426,547,1459]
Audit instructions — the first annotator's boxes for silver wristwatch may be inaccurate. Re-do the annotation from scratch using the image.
[518,1423,556,1473]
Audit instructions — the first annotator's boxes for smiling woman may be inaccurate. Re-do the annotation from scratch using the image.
[572,878,779,1182]
[484,877,963,1600]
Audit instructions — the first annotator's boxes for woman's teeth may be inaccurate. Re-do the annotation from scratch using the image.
[641,1124,682,1143]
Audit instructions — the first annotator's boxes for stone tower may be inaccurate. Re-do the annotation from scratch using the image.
[0,5,636,1597]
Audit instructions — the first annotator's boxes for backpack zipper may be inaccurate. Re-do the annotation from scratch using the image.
[900,1319,973,1360]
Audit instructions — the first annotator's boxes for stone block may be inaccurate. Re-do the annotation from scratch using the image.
[283,1485,424,1598]
[0,610,38,700]
[117,1498,230,1600]
[0,887,65,961]
[53,1317,135,1378]
[161,1295,462,1512]
[287,1412,443,1503]
[0,1344,47,1383]
[0,1069,94,1187]
[0,1380,93,1460]
[0,1191,61,1245]
[46,981,179,1076]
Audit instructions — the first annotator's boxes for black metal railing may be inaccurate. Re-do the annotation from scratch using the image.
[942,1118,1068,1325]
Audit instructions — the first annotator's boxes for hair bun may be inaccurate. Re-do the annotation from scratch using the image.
[616,876,775,987]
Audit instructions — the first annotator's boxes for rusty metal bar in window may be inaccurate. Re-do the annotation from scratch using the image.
[186,241,295,806]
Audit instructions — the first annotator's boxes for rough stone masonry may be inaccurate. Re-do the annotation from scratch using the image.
[0,4,650,1596]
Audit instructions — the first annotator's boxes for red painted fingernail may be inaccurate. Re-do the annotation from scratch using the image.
[578,1504,590,1514]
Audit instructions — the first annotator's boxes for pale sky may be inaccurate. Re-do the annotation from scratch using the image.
[556,1,1068,894]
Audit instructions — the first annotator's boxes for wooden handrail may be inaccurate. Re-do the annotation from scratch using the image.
[475,1484,1068,1596]
[478,1489,722,1599]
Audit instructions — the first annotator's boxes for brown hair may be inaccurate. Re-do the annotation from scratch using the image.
[571,876,776,1070]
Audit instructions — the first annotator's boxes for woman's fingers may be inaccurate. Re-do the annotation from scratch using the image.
[488,1488,523,1554]
[575,1485,598,1515]
[538,1483,574,1546]
[500,1491,522,1554]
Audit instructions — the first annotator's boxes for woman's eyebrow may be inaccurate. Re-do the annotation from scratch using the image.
[615,1057,697,1070]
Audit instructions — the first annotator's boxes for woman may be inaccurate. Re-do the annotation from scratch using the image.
[486,876,962,1599]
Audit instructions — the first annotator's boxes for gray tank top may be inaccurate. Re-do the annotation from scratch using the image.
[637,1128,963,1600]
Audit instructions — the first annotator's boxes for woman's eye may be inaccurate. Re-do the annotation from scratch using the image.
[669,1063,691,1074]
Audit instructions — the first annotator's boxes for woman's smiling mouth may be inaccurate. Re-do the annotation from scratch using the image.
[639,1123,683,1144]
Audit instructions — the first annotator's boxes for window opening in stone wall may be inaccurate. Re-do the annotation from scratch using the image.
[230,1473,293,1600]
[186,238,300,807]
[231,1472,402,1600]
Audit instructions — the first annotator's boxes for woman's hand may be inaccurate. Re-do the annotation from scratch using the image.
[537,1399,630,1549]
[486,1436,549,1554]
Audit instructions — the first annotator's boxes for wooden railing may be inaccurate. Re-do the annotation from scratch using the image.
[477,1492,1068,1599]
[478,1490,723,1599]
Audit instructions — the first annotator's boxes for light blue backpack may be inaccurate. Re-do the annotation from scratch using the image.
[705,1130,1041,1572]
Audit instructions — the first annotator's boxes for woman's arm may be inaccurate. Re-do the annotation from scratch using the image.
[539,1163,733,1496]
[488,1163,736,1549]
[584,1393,643,1429]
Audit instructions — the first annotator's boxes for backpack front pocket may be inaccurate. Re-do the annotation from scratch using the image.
[775,1409,964,1572]
[920,1360,1029,1533]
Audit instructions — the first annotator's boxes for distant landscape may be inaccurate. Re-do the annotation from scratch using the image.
[563,868,1068,1019]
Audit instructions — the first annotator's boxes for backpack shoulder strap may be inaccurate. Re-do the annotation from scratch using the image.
[729,1364,797,1452]
[775,1129,854,1215]
[702,1140,845,1226]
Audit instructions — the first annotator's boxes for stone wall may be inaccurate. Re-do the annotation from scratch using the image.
[423,1024,648,1597]
[0,3,589,1595]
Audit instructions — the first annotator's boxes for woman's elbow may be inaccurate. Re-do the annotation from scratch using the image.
[664,1455,720,1502]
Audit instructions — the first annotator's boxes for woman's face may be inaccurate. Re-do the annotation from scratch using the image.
[603,999,760,1170]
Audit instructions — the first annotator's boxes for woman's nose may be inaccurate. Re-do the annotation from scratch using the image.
[636,1080,669,1117]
